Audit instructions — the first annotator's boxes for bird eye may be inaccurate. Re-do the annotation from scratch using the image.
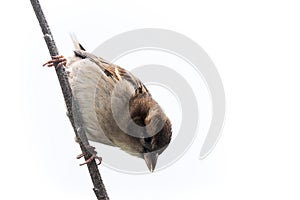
[144,137,151,143]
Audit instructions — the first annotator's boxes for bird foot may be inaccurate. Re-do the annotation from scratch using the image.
[43,55,67,67]
[76,146,102,166]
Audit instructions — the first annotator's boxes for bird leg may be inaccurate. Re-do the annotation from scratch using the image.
[43,55,67,67]
[76,145,102,166]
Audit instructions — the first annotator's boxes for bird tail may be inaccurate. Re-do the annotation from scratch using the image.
[70,33,86,51]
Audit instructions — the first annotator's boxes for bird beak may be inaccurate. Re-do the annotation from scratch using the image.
[144,152,159,172]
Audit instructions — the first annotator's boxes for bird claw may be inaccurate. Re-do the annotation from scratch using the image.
[43,55,67,67]
[76,146,102,166]
[78,154,102,166]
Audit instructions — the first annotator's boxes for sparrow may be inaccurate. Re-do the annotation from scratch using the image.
[43,36,172,172]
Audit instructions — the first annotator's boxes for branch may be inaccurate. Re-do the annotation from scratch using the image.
[30,1,110,199]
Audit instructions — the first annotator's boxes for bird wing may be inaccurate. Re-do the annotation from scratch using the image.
[70,34,148,94]
[73,50,149,95]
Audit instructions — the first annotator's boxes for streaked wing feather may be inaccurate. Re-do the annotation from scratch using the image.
[74,50,149,94]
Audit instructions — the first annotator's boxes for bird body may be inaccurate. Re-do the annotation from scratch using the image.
[48,37,172,172]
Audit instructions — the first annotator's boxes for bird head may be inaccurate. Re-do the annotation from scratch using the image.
[126,93,172,172]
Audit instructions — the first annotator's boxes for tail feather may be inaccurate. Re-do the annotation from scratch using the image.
[70,33,86,51]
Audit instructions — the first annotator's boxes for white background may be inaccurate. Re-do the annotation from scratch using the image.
[1,0,300,199]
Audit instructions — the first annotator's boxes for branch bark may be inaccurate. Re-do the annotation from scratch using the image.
[30,1,110,199]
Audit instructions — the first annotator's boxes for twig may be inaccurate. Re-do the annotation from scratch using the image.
[30,1,110,199]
